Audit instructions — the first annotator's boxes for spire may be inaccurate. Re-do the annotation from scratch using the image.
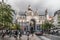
[35,8,38,13]
[28,5,32,11]
[35,8,38,15]
[28,5,30,8]
[45,9,48,16]
[2,0,4,3]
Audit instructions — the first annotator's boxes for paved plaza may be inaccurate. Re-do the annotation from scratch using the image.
[0,34,41,40]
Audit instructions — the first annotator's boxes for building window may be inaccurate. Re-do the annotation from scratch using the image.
[37,25,40,30]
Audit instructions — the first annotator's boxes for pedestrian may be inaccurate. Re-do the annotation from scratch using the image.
[19,31,22,40]
[1,32,5,38]
[27,31,29,40]
[6,30,9,35]
[9,30,12,37]
[30,27,34,36]
[15,30,18,37]
[14,30,18,40]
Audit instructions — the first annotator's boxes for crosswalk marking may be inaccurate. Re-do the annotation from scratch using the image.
[29,34,40,40]
[50,35,60,38]
[39,36,51,40]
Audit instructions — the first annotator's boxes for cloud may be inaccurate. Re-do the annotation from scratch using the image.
[0,0,60,16]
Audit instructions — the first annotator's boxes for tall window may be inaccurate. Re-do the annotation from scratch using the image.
[37,25,40,30]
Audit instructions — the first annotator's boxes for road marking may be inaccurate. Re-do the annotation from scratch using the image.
[29,34,41,40]
[39,36,51,40]
[50,35,60,38]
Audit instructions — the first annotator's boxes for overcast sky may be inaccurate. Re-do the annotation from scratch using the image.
[0,0,60,16]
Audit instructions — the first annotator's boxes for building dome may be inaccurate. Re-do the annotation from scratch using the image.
[28,5,32,11]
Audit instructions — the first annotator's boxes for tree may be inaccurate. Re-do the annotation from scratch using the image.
[10,23,20,30]
[41,21,54,33]
[0,2,15,29]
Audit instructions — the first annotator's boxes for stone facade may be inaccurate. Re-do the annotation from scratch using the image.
[16,5,48,31]
[54,10,60,28]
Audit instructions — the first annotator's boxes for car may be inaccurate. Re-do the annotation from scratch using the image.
[35,30,43,36]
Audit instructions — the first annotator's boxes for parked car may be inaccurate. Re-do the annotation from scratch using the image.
[35,30,43,36]
[49,30,55,34]
[50,28,60,35]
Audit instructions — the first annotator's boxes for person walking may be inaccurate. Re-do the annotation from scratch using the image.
[30,27,34,36]
[19,30,22,40]
[14,30,18,40]
[1,30,6,38]
[9,30,12,37]
[27,31,30,40]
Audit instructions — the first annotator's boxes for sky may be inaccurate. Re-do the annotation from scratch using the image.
[0,0,60,16]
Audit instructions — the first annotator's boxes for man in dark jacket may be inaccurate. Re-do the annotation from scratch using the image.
[14,30,18,38]
[30,27,34,36]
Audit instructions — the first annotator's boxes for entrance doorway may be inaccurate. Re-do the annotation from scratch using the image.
[30,19,36,31]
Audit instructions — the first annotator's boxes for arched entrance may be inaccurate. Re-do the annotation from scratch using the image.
[30,19,36,31]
